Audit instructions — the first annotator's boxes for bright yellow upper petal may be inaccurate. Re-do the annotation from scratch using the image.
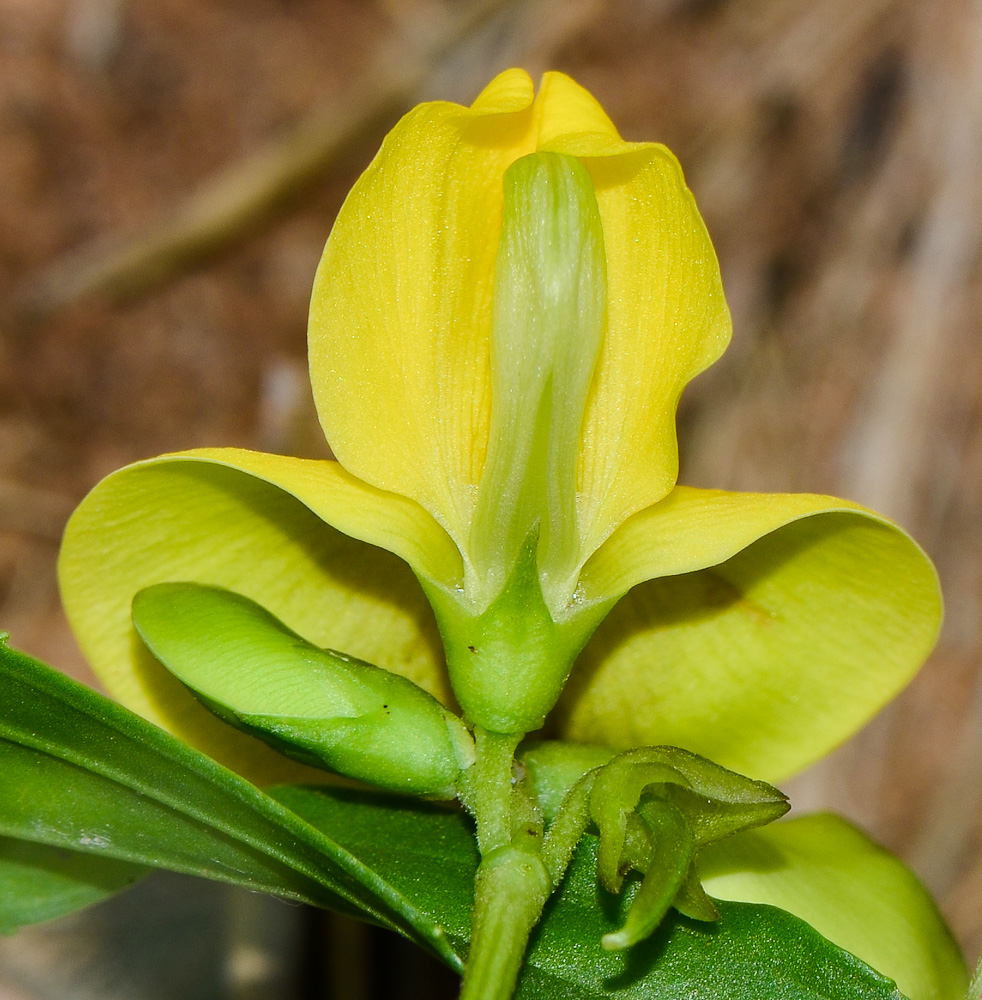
[533,72,627,154]
[470,65,535,113]
[309,69,729,574]
[576,154,730,556]
[58,450,455,784]
[308,70,538,550]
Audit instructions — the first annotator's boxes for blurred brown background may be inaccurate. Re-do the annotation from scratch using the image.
[1,0,980,991]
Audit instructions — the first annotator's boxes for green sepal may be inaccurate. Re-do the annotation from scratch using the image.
[672,862,721,922]
[422,537,613,735]
[132,583,474,796]
[591,746,788,845]
[591,759,683,892]
[600,800,694,950]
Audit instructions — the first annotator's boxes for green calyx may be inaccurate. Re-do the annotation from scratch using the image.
[132,583,474,797]
[421,152,616,738]
[422,536,614,735]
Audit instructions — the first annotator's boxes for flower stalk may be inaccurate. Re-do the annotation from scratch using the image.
[458,729,550,1000]
[462,844,551,1000]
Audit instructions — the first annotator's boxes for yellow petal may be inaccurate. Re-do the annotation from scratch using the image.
[309,69,730,570]
[533,71,628,155]
[186,448,462,586]
[470,65,535,113]
[58,450,454,784]
[308,70,538,550]
[576,149,731,555]
[578,485,870,599]
[557,490,941,782]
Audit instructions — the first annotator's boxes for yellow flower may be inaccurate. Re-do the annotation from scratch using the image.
[59,70,940,782]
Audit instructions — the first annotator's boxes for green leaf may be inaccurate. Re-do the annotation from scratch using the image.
[0,637,462,969]
[271,785,477,954]
[0,837,146,934]
[700,814,969,1000]
[275,785,909,999]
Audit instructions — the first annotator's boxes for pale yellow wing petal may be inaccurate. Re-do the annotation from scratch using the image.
[701,815,968,1000]
[557,488,941,782]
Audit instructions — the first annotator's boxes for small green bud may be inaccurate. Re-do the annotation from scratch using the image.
[132,583,474,797]
[517,741,789,951]
[589,746,789,949]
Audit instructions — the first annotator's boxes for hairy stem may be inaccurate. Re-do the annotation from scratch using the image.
[460,845,551,1000]
[457,728,552,1000]
[462,728,523,852]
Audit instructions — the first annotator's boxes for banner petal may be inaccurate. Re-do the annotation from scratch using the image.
[308,69,538,547]
[309,70,729,569]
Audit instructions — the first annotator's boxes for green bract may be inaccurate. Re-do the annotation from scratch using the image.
[132,583,474,797]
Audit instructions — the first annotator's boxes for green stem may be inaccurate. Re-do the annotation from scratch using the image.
[460,845,551,1000]
[464,728,523,853]
[457,728,553,1000]
[541,770,596,884]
